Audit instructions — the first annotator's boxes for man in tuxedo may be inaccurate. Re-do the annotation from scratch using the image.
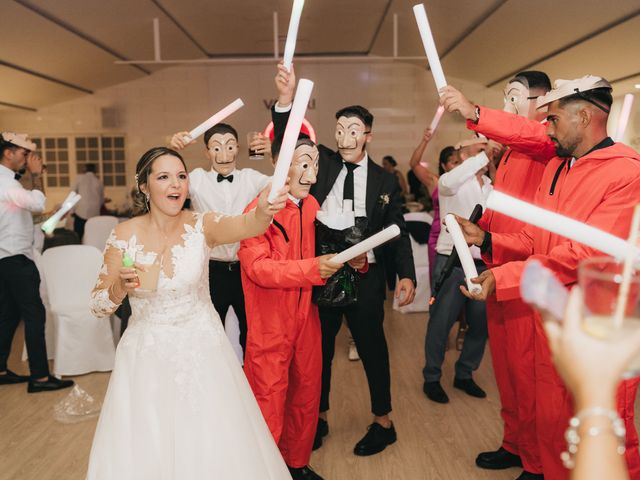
[272,63,416,457]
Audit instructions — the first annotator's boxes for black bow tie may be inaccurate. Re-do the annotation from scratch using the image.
[14,173,22,181]
[217,174,233,183]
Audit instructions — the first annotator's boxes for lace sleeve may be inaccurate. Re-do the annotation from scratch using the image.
[203,208,271,248]
[90,230,127,318]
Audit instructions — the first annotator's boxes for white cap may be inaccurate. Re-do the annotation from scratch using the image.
[1,132,36,151]
[455,136,488,150]
[536,75,612,109]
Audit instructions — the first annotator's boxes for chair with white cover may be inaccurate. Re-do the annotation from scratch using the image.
[393,211,433,313]
[40,245,115,376]
[82,216,118,251]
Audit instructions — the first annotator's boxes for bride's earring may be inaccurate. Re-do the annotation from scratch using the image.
[144,193,150,211]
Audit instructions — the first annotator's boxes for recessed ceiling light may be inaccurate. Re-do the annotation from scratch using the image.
[635,84,640,89]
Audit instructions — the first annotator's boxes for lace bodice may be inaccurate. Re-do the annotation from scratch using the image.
[90,213,217,327]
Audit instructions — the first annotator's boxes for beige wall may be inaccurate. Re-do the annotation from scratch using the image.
[1,62,637,208]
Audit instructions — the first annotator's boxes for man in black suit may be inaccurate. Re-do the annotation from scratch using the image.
[272,64,416,457]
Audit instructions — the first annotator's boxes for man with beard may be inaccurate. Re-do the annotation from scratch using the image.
[272,63,416,457]
[440,71,552,479]
[171,125,270,355]
[239,138,347,480]
[444,76,640,480]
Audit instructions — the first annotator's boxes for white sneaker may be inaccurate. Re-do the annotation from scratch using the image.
[348,341,360,361]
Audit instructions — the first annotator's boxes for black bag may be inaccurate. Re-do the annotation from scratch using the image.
[313,217,368,307]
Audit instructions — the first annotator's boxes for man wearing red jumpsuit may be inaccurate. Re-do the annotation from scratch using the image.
[443,72,552,479]
[443,76,640,480]
[239,138,354,480]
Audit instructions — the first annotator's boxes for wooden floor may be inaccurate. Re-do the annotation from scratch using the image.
[1,301,630,480]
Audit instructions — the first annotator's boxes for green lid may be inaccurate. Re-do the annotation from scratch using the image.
[122,252,135,267]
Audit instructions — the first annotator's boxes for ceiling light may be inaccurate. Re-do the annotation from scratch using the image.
[635,84,640,89]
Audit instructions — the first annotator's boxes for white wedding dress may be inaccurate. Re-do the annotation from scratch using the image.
[86,213,291,480]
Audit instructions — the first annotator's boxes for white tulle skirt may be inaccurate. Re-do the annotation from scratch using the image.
[86,316,291,480]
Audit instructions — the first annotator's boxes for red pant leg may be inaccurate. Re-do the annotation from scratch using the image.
[504,300,542,473]
[243,319,294,445]
[279,310,322,468]
[486,297,519,455]
[619,377,640,479]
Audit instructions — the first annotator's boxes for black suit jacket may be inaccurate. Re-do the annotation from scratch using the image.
[272,106,416,284]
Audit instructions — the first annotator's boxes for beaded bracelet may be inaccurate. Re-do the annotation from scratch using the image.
[561,407,626,469]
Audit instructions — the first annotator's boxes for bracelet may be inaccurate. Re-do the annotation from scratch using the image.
[108,283,127,306]
[561,407,626,469]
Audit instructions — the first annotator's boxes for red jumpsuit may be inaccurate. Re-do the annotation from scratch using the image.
[239,196,324,468]
[467,107,552,473]
[485,114,640,480]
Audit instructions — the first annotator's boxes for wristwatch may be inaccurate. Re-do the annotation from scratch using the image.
[474,106,480,123]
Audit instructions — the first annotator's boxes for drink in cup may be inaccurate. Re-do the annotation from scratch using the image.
[247,131,264,160]
[135,251,162,293]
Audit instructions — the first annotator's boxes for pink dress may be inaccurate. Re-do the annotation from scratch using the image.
[427,187,440,281]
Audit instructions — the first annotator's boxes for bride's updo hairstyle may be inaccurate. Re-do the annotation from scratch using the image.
[132,146,187,216]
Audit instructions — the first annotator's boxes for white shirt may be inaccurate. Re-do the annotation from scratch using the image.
[322,153,376,263]
[189,167,270,261]
[436,153,493,258]
[73,172,104,219]
[0,164,46,260]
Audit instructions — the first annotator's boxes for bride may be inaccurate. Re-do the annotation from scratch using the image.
[87,146,292,479]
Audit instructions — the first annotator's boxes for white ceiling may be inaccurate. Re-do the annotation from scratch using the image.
[1,0,639,112]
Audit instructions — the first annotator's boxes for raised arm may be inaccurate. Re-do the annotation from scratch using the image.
[203,185,288,247]
[0,186,45,213]
[438,152,488,197]
[409,128,438,195]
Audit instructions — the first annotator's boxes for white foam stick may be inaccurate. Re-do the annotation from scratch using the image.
[487,190,640,262]
[520,260,569,322]
[444,214,482,294]
[183,98,244,143]
[282,0,305,71]
[614,93,635,142]
[41,192,81,234]
[268,78,314,203]
[429,105,445,132]
[413,3,447,91]
[332,225,401,264]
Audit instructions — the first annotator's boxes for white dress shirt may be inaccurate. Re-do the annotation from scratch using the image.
[0,164,46,260]
[436,153,493,258]
[189,167,270,261]
[323,153,376,263]
[73,171,104,220]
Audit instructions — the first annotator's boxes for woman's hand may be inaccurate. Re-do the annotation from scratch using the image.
[257,183,289,218]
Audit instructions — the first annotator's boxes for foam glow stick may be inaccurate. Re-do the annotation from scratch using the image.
[41,192,81,234]
[413,3,447,91]
[429,105,445,132]
[444,214,482,294]
[331,225,401,264]
[282,0,305,71]
[614,93,635,142]
[183,98,244,143]
[268,78,314,203]
[486,190,639,261]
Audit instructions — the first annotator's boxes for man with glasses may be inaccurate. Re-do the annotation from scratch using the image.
[272,63,416,457]
[0,132,74,393]
[170,125,270,356]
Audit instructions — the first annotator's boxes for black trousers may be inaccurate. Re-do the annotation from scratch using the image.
[209,260,248,355]
[73,214,87,242]
[0,255,50,378]
[319,264,391,417]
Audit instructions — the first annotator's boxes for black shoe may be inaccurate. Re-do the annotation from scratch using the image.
[353,422,397,456]
[515,472,544,480]
[453,377,486,398]
[287,465,324,480]
[476,447,522,470]
[0,369,30,385]
[312,417,329,450]
[423,381,449,404]
[27,376,74,393]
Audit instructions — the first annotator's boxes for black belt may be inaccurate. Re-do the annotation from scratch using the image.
[210,260,240,272]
